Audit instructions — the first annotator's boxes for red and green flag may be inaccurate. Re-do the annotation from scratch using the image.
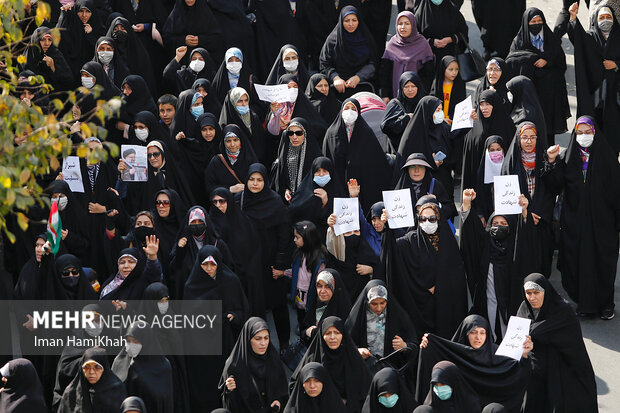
[47,200,62,255]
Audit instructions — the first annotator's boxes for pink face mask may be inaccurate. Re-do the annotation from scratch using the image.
[489,151,504,163]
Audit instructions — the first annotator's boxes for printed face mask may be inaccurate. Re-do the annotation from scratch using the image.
[489,151,504,164]
[490,224,510,241]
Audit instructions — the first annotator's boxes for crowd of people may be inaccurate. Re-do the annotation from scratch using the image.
[1,0,619,412]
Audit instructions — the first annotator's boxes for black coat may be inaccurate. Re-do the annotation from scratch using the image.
[414,0,468,60]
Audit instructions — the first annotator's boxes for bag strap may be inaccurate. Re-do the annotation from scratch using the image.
[218,154,243,184]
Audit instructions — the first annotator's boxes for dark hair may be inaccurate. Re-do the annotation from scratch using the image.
[293,221,326,273]
[157,94,177,108]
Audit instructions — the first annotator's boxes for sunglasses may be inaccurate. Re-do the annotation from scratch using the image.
[287,130,304,137]
[62,268,80,277]
[147,151,162,158]
[156,200,170,206]
[212,199,227,205]
[418,215,438,223]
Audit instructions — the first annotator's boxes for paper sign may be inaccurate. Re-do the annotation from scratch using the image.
[450,96,474,131]
[120,145,148,182]
[332,198,360,236]
[495,316,531,360]
[382,189,415,229]
[62,156,84,193]
[493,175,522,215]
[254,84,295,103]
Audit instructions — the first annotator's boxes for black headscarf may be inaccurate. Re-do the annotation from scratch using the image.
[414,0,468,59]
[192,78,222,117]
[474,136,508,220]
[49,253,98,300]
[420,361,481,413]
[323,98,392,213]
[99,247,152,300]
[22,26,73,90]
[56,0,105,79]
[238,163,287,228]
[319,6,377,81]
[13,234,46,300]
[416,315,529,411]
[58,347,127,413]
[219,317,288,413]
[461,89,516,192]
[170,89,202,141]
[516,274,598,413]
[283,362,347,413]
[130,110,178,150]
[473,58,512,111]
[0,359,47,413]
[301,269,352,338]
[120,397,147,413]
[288,156,346,232]
[346,280,419,355]
[305,73,342,126]
[430,55,466,120]
[111,322,173,413]
[271,117,322,199]
[381,71,428,148]
[170,48,217,93]
[80,61,121,100]
[218,90,266,163]
[119,75,158,123]
[106,16,156,93]
[362,367,418,413]
[291,316,371,413]
[397,95,442,163]
[266,44,311,90]
[505,75,548,139]
[92,36,130,89]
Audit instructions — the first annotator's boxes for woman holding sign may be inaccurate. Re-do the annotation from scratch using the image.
[501,122,559,277]
[382,201,467,338]
[517,273,598,413]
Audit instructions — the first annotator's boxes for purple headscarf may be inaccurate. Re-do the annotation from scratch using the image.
[382,11,434,97]
[576,116,595,134]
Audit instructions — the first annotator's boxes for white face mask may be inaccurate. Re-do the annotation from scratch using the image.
[341,108,358,125]
[81,77,95,89]
[189,59,205,73]
[85,323,103,337]
[507,91,514,104]
[288,87,299,102]
[576,134,594,148]
[419,221,438,234]
[126,342,143,358]
[157,301,169,314]
[432,111,445,125]
[283,59,298,72]
[135,128,149,142]
[226,61,242,75]
[98,51,114,65]
[52,196,68,211]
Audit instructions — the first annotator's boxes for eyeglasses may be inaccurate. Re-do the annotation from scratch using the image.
[212,199,227,205]
[287,130,304,137]
[82,364,103,372]
[486,68,502,73]
[520,136,537,142]
[147,151,162,158]
[62,268,80,277]
[418,215,438,223]
[156,200,170,206]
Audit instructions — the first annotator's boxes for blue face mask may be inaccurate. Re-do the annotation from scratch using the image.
[236,105,250,115]
[313,174,331,187]
[433,385,453,401]
[378,394,399,408]
[191,105,204,118]
[431,0,443,4]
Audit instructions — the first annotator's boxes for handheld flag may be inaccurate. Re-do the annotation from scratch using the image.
[47,200,62,255]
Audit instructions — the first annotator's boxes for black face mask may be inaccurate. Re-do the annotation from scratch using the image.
[61,275,79,289]
[189,223,206,237]
[112,30,128,43]
[528,23,543,35]
[490,225,510,241]
[133,225,155,245]
[344,234,360,250]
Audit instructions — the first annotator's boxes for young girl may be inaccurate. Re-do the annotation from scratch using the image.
[430,56,466,124]
[274,221,327,330]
